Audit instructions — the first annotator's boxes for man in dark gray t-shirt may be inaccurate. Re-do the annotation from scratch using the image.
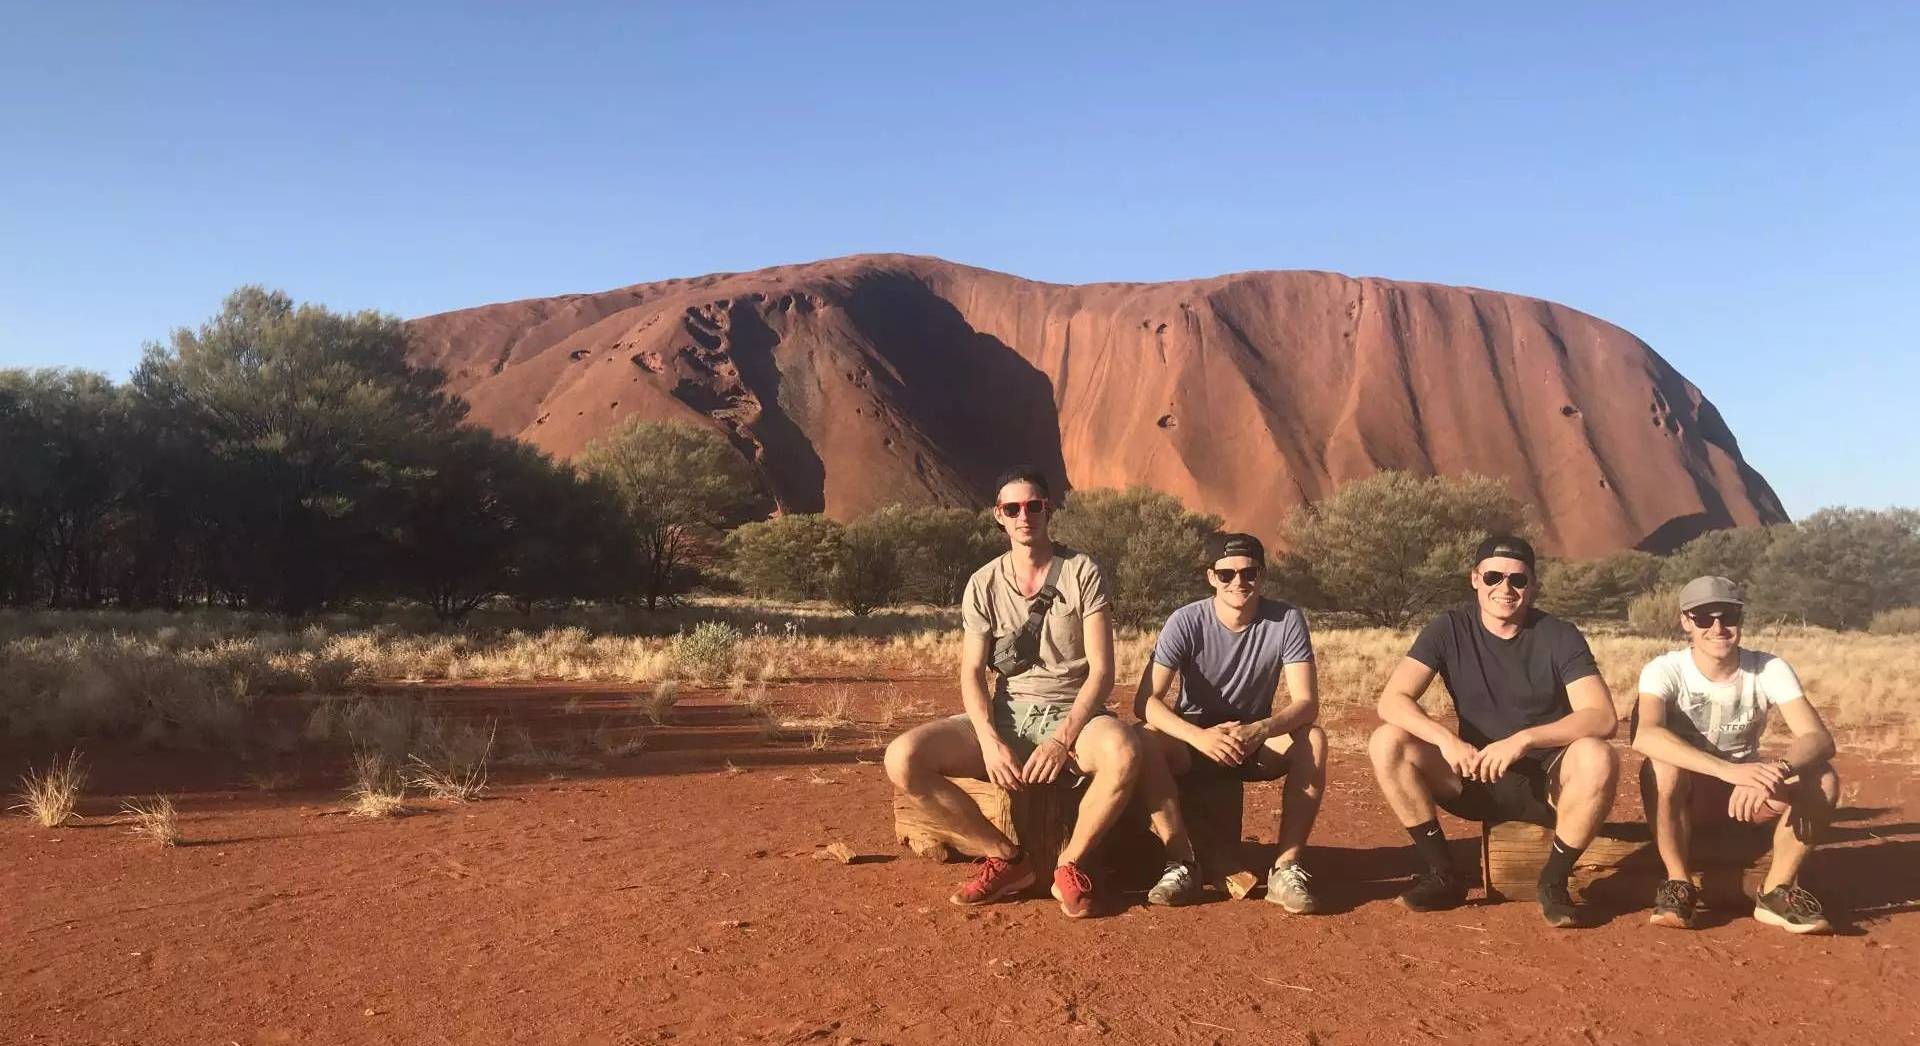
[1133,533,1328,913]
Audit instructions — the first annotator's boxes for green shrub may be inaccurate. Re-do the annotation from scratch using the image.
[726,514,845,600]
[1627,586,1683,638]
[1753,508,1920,630]
[672,621,741,682]
[1280,471,1527,627]
[827,526,902,617]
[1658,526,1782,590]
[1050,486,1222,627]
[1538,550,1663,620]
[853,505,1000,605]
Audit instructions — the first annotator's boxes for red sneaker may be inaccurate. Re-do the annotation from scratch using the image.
[1052,861,1095,918]
[949,852,1037,906]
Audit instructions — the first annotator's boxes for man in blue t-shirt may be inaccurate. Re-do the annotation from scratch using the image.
[1133,533,1327,912]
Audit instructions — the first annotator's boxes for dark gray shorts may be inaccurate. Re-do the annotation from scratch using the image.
[1437,747,1566,826]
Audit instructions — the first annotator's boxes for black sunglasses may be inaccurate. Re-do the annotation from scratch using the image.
[999,499,1048,519]
[1686,607,1743,628]
[1479,570,1531,590]
[1212,566,1262,584]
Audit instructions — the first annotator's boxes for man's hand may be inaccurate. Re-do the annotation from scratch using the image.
[1193,723,1248,767]
[1439,735,1482,779]
[1728,784,1773,822]
[1473,734,1532,783]
[979,734,1024,792]
[1231,719,1271,752]
[1719,760,1785,795]
[1020,736,1071,785]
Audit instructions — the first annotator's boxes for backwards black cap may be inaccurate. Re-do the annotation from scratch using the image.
[1473,534,1536,570]
[1204,532,1266,566]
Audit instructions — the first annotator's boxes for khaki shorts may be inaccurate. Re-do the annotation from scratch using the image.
[951,698,1109,768]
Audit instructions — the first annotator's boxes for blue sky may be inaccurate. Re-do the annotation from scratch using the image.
[2,2,1914,515]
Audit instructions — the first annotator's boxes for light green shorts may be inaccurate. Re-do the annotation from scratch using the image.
[954,697,1108,763]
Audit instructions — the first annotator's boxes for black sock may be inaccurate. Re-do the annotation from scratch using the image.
[1541,836,1583,888]
[1406,819,1453,875]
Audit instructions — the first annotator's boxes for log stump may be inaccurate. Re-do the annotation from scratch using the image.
[892,777,1078,869]
[1104,776,1257,898]
[1482,820,1772,908]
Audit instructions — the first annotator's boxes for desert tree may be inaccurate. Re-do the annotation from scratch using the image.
[1050,485,1222,627]
[726,513,845,600]
[577,419,762,609]
[130,287,467,615]
[1279,470,1528,627]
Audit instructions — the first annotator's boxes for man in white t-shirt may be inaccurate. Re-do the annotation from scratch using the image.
[1631,576,1839,934]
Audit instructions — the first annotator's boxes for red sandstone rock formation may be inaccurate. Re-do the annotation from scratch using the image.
[406,254,1785,556]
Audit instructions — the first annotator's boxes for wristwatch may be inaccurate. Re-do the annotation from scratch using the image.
[1776,758,1795,779]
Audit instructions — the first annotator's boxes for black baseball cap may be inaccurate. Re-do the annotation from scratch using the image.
[1473,534,1535,570]
[1204,532,1266,566]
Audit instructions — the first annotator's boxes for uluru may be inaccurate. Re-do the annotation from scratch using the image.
[405,254,1786,557]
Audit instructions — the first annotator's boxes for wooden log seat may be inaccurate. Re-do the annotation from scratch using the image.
[1482,819,1773,908]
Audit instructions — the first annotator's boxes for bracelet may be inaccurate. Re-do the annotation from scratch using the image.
[1042,736,1069,752]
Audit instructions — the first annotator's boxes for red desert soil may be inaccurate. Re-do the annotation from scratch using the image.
[6,682,1915,1046]
[406,255,1787,556]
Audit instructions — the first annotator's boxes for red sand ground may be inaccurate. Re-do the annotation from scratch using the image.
[6,681,1915,1046]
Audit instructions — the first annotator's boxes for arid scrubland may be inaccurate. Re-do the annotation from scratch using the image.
[1,605,1914,761]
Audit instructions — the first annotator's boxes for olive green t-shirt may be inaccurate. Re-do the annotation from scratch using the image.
[960,547,1112,705]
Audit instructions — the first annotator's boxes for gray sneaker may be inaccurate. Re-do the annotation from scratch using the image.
[1266,860,1319,914]
[1754,884,1831,935]
[1147,860,1202,907]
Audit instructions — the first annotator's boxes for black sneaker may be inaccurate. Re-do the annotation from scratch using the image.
[1754,884,1831,935]
[1649,879,1699,930]
[1397,868,1467,911]
[1538,878,1580,929]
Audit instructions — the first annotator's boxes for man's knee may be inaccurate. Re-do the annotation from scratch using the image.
[1078,720,1142,781]
[884,730,926,793]
[1789,766,1840,813]
[1294,724,1329,769]
[1560,737,1619,795]
[1641,756,1692,801]
[1367,722,1415,770]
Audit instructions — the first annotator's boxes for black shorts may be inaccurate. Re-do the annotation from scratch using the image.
[1437,747,1565,825]
[1178,740,1294,784]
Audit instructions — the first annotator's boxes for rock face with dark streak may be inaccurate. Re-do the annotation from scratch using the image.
[406,254,1786,556]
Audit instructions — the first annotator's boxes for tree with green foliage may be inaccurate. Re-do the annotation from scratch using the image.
[853,504,1000,605]
[578,419,763,609]
[1658,526,1782,590]
[1753,508,1920,630]
[0,370,138,606]
[131,287,468,614]
[828,522,902,616]
[1051,485,1222,627]
[726,513,845,600]
[1279,471,1528,627]
[1538,549,1663,620]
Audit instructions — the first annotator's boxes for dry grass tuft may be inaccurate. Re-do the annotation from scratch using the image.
[245,769,297,793]
[121,794,181,846]
[641,680,680,725]
[589,719,647,759]
[12,750,87,827]
[346,748,408,818]
[406,719,494,802]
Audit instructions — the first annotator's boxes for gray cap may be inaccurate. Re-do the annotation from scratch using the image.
[1678,575,1746,612]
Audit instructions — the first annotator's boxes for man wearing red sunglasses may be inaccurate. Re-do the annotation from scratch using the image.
[1631,575,1838,934]
[884,466,1141,919]
[1367,535,1620,927]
